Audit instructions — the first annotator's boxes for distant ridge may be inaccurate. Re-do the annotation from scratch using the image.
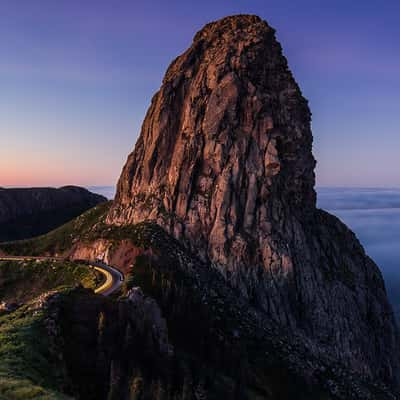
[0,186,106,241]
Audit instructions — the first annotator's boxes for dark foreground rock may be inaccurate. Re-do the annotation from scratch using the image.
[1,219,399,398]
[1,225,391,399]
[32,226,399,399]
[0,186,106,241]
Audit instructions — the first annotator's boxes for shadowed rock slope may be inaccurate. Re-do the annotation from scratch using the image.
[107,14,400,387]
[1,227,398,399]
[0,186,106,242]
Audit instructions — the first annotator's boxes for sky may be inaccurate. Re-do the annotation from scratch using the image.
[0,0,399,188]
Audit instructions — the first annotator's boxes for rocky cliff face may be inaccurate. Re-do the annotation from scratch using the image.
[107,15,400,387]
[0,186,106,241]
[1,222,399,399]
[56,235,396,400]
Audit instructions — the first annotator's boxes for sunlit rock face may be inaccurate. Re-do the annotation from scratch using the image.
[107,15,400,386]
[108,15,315,290]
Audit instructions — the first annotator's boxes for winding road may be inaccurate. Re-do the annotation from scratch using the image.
[0,256,124,296]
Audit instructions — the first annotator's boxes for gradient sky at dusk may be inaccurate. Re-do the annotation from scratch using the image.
[1,0,399,187]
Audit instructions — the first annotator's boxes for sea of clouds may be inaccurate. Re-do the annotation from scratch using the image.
[318,187,400,316]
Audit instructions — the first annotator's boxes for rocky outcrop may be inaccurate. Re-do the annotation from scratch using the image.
[70,238,145,275]
[107,15,400,388]
[0,228,381,400]
[53,287,174,400]
[51,227,399,399]
[0,186,106,241]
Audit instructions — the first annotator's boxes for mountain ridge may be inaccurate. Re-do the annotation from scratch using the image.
[0,186,106,242]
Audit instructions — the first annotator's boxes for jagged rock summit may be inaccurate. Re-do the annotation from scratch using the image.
[107,15,400,386]
[108,14,316,280]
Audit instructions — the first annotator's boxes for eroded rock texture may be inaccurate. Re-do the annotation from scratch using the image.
[107,15,400,386]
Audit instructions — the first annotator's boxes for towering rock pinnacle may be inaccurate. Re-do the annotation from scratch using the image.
[109,15,316,267]
[108,15,400,386]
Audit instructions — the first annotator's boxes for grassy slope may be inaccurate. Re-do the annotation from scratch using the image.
[0,204,105,243]
[0,260,100,305]
[0,202,112,256]
[0,200,395,399]
[0,211,106,399]
[0,204,115,399]
[0,297,71,399]
[0,201,162,258]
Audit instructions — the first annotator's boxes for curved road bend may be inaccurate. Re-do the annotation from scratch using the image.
[0,256,124,296]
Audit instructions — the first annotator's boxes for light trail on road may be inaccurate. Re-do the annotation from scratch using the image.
[0,256,124,296]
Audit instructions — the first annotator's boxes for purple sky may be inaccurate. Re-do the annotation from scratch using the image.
[1,0,399,187]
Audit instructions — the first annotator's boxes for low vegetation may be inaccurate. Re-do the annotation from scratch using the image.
[0,296,71,399]
[0,260,101,306]
[0,202,112,256]
[0,201,173,261]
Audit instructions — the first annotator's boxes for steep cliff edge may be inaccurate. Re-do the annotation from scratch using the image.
[1,239,397,399]
[0,186,106,241]
[107,15,400,386]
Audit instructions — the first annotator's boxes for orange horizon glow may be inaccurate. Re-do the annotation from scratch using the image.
[1,137,120,187]
[0,160,118,188]
[1,2,399,189]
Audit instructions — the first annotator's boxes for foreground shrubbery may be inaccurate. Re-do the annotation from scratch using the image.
[0,256,103,399]
[0,260,100,305]
[0,202,112,256]
[0,297,71,399]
